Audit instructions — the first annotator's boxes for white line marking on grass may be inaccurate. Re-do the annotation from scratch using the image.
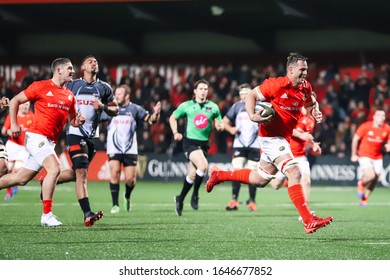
[15,185,73,192]
[364,243,390,245]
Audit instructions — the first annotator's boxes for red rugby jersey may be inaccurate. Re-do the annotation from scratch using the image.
[356,121,390,159]
[290,113,315,157]
[3,111,35,145]
[256,76,313,142]
[23,80,76,143]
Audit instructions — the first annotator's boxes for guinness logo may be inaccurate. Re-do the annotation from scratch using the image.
[136,155,148,179]
[279,146,285,151]
[38,141,45,148]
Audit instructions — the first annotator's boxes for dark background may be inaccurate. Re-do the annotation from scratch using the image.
[1,0,390,65]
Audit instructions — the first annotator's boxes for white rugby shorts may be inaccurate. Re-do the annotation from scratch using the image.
[358,157,383,176]
[259,136,293,163]
[23,132,57,172]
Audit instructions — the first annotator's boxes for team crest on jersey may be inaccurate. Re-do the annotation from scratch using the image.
[205,107,212,113]
[279,146,285,151]
[68,95,73,101]
[38,141,45,148]
[80,139,87,146]
[383,132,388,137]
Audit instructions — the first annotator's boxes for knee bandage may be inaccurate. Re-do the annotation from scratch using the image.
[257,163,276,180]
[277,158,299,174]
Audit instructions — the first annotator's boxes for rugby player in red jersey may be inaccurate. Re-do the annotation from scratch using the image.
[206,53,333,234]
[351,109,390,206]
[0,58,85,227]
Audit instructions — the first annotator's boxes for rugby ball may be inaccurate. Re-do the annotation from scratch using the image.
[255,102,275,117]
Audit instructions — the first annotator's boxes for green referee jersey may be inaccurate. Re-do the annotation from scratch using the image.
[172,99,222,141]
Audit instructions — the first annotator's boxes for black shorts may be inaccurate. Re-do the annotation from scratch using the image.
[232,147,261,162]
[182,138,209,160]
[108,154,138,167]
[67,134,96,169]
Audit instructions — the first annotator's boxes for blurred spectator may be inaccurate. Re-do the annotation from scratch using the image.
[319,97,334,123]
[154,76,169,100]
[238,64,252,84]
[312,75,327,103]
[186,66,200,86]
[170,82,189,108]
[374,77,389,106]
[150,121,168,144]
[154,133,170,154]
[354,71,372,108]
[132,88,146,106]
[138,130,155,154]
[350,100,369,125]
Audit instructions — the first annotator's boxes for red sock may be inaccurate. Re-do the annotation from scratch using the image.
[6,187,12,195]
[287,184,312,223]
[42,200,53,214]
[218,169,251,184]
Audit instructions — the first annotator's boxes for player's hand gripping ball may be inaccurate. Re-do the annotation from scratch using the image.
[255,102,275,117]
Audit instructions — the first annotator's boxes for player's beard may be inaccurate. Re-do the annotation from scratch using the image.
[91,66,98,75]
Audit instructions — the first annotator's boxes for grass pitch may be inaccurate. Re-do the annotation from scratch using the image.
[1,180,390,260]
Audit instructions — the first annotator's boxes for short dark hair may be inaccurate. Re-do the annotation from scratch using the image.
[286,52,308,68]
[194,79,209,89]
[51,58,71,73]
[81,55,96,65]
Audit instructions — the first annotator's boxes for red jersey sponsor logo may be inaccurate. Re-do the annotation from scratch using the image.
[47,102,70,110]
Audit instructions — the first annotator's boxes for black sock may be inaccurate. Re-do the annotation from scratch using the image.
[192,173,204,198]
[78,197,92,218]
[125,184,135,199]
[110,183,120,206]
[232,182,241,200]
[179,178,193,202]
[249,184,257,202]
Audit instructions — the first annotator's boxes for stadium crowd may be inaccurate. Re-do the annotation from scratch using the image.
[1,60,390,158]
